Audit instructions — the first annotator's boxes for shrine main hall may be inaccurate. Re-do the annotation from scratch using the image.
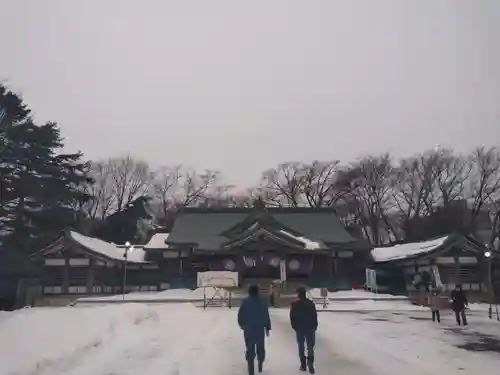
[32,204,371,304]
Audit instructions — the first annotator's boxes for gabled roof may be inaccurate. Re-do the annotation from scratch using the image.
[220,224,326,251]
[34,231,148,264]
[371,233,487,264]
[167,207,360,251]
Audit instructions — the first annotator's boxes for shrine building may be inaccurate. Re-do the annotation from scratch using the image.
[30,204,371,305]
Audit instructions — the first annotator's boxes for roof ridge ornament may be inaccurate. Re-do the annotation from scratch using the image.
[253,196,267,211]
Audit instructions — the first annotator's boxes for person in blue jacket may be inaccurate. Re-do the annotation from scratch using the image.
[238,285,271,375]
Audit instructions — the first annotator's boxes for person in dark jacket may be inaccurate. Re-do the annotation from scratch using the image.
[290,287,318,374]
[238,285,271,375]
[450,285,468,325]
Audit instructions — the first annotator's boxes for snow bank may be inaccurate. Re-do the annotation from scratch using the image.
[371,235,449,262]
[0,304,164,375]
[76,287,225,303]
[323,299,427,311]
[309,288,408,301]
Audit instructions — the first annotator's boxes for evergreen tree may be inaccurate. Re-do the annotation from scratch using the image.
[0,85,93,252]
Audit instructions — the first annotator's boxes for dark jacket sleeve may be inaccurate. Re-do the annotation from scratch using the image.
[264,302,271,330]
[310,301,318,330]
[238,299,246,328]
[290,302,298,330]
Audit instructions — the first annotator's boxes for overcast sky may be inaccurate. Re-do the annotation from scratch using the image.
[1,0,499,186]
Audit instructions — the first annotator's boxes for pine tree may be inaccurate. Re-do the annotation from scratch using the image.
[1,85,93,252]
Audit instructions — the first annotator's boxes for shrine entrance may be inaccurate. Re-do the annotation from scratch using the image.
[240,252,281,280]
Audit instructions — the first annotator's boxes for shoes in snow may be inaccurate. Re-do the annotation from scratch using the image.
[307,356,315,374]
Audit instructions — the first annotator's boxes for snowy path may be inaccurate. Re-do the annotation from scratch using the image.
[2,304,500,375]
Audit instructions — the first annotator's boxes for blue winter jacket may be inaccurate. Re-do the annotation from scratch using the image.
[238,296,271,331]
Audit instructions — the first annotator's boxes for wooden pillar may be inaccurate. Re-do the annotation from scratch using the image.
[178,249,183,282]
[333,253,338,288]
[62,257,70,294]
[329,253,334,285]
[454,256,460,286]
[86,259,95,294]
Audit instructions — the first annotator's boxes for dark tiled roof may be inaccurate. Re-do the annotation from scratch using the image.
[167,207,359,250]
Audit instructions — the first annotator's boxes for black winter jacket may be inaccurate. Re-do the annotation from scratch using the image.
[450,289,468,310]
[290,297,318,332]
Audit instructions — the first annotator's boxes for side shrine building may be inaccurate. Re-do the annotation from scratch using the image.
[30,205,371,305]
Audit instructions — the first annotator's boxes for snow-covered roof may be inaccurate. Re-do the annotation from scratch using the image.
[144,233,170,250]
[69,231,147,263]
[371,235,450,263]
[279,230,324,250]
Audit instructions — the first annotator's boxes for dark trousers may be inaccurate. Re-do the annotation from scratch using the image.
[431,309,440,322]
[269,295,275,307]
[244,328,266,364]
[454,308,468,325]
[296,330,316,364]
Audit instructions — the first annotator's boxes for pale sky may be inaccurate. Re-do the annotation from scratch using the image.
[1,0,499,187]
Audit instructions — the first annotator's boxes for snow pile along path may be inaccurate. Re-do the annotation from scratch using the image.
[0,304,160,375]
[76,287,224,303]
[309,288,408,301]
[0,304,245,375]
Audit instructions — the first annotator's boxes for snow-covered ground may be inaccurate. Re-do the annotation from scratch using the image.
[1,302,500,375]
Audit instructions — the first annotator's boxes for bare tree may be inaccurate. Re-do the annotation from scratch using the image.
[153,165,182,217]
[391,151,444,230]
[107,154,154,212]
[345,154,397,245]
[301,160,349,207]
[178,169,220,207]
[431,148,470,207]
[467,146,500,228]
[260,162,305,207]
[82,161,116,219]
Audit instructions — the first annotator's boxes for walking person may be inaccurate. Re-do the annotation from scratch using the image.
[429,289,441,323]
[450,284,468,326]
[238,285,271,375]
[290,287,318,374]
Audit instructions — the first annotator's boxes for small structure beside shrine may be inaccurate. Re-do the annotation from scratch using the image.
[368,233,490,296]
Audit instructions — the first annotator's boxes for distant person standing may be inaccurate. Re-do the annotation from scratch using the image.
[238,285,271,375]
[450,285,468,326]
[268,283,275,307]
[429,289,441,323]
[290,287,318,374]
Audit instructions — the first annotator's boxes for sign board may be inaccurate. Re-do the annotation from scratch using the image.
[197,271,239,288]
[280,260,287,282]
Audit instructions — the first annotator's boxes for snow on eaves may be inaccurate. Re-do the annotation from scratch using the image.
[371,235,450,263]
[144,233,170,249]
[279,230,323,250]
[69,231,147,263]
